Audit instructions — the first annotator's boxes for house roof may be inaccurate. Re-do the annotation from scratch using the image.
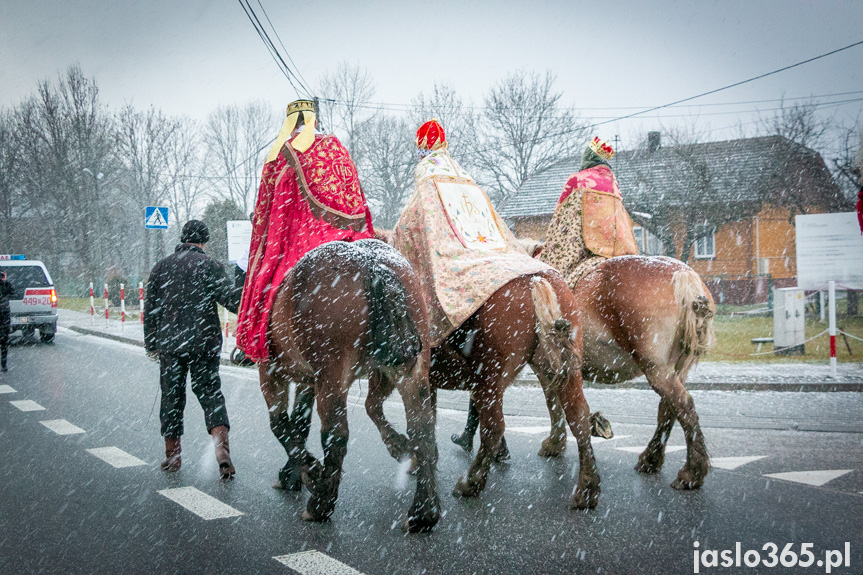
[500,135,839,219]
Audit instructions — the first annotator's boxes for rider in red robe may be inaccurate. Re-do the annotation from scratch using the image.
[236,100,374,361]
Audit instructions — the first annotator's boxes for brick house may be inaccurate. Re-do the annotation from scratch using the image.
[500,133,845,304]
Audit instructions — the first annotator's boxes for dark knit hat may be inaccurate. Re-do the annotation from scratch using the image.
[181,219,210,244]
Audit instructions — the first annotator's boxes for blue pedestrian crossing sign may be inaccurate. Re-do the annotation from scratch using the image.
[145,206,169,229]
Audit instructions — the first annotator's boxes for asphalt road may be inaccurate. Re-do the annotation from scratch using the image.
[1,330,861,575]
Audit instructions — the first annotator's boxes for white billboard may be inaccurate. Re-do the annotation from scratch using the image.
[226,220,253,263]
[795,212,863,290]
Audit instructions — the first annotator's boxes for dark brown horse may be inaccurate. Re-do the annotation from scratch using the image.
[540,255,715,490]
[258,239,440,532]
[365,270,601,509]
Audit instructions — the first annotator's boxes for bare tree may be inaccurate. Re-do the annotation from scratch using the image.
[467,71,586,206]
[0,109,25,250]
[830,121,862,202]
[410,83,476,157]
[15,65,119,280]
[204,101,275,215]
[116,105,179,270]
[316,62,376,159]
[357,114,415,228]
[165,117,207,226]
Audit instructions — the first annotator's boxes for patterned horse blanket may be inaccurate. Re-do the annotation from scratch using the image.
[393,150,551,345]
[540,165,638,289]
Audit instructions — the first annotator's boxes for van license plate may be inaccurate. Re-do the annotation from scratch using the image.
[19,317,28,323]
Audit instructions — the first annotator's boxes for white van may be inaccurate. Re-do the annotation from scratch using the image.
[0,256,58,343]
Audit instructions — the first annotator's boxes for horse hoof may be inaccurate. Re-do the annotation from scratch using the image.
[452,477,481,498]
[403,509,440,533]
[450,433,473,453]
[301,509,330,522]
[538,438,566,458]
[571,487,600,510]
[635,452,663,474]
[671,469,704,490]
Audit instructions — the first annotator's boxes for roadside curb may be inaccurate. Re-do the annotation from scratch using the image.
[66,325,239,368]
[67,325,862,391]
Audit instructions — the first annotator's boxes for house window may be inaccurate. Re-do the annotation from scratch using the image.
[632,225,664,256]
[694,224,716,259]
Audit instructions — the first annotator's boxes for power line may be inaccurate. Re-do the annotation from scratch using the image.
[254,0,312,94]
[236,0,310,97]
[587,39,863,129]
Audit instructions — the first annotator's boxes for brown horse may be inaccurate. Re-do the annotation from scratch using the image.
[539,255,715,490]
[258,239,440,532]
[365,270,601,510]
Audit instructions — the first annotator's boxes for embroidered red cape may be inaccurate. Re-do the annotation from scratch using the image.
[236,134,374,361]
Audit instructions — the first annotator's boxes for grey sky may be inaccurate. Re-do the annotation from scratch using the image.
[1,0,861,152]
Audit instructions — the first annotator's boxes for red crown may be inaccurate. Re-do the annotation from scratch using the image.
[416,119,446,151]
[589,136,615,160]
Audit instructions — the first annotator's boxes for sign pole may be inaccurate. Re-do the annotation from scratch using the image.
[120,283,126,331]
[89,282,95,325]
[139,282,144,324]
[828,280,837,379]
[104,284,109,326]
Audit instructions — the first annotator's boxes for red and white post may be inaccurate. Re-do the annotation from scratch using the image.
[139,282,144,324]
[828,280,837,379]
[104,283,109,326]
[89,282,95,325]
[120,283,126,331]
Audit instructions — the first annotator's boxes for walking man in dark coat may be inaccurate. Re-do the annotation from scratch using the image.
[144,220,242,478]
[0,271,14,372]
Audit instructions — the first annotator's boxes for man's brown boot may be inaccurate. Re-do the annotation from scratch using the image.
[160,436,181,472]
[210,425,235,479]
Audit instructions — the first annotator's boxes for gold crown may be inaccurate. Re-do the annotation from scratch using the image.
[286,99,315,116]
[589,136,615,160]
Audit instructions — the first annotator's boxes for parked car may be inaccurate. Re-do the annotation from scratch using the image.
[0,255,58,343]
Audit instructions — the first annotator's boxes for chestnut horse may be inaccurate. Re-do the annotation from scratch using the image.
[365,270,601,509]
[258,239,440,532]
[539,255,715,490]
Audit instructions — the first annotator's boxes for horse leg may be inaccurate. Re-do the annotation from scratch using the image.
[644,367,709,490]
[635,398,674,474]
[452,384,504,498]
[281,378,316,490]
[558,372,600,509]
[366,369,411,461]
[259,361,302,490]
[393,357,441,533]
[536,368,567,458]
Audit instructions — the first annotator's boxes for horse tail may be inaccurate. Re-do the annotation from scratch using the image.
[365,261,423,367]
[671,268,715,376]
[530,276,579,383]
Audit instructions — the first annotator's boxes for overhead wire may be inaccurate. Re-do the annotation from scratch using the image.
[254,0,312,94]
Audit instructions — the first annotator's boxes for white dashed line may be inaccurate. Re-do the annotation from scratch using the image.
[157,486,244,520]
[592,434,632,445]
[762,469,854,487]
[40,419,86,435]
[0,385,16,394]
[508,425,555,435]
[10,400,45,411]
[273,551,365,575]
[711,456,767,470]
[86,446,146,468]
[615,445,687,454]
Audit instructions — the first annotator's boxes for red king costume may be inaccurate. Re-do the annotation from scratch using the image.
[236,100,374,361]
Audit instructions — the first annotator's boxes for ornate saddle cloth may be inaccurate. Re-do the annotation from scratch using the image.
[540,189,638,289]
[393,176,551,345]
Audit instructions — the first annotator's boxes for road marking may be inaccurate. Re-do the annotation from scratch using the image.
[273,551,365,575]
[86,446,146,468]
[157,487,244,520]
[711,456,767,470]
[10,400,45,411]
[508,425,554,435]
[0,385,16,394]
[615,445,686,454]
[762,469,854,487]
[40,419,85,435]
